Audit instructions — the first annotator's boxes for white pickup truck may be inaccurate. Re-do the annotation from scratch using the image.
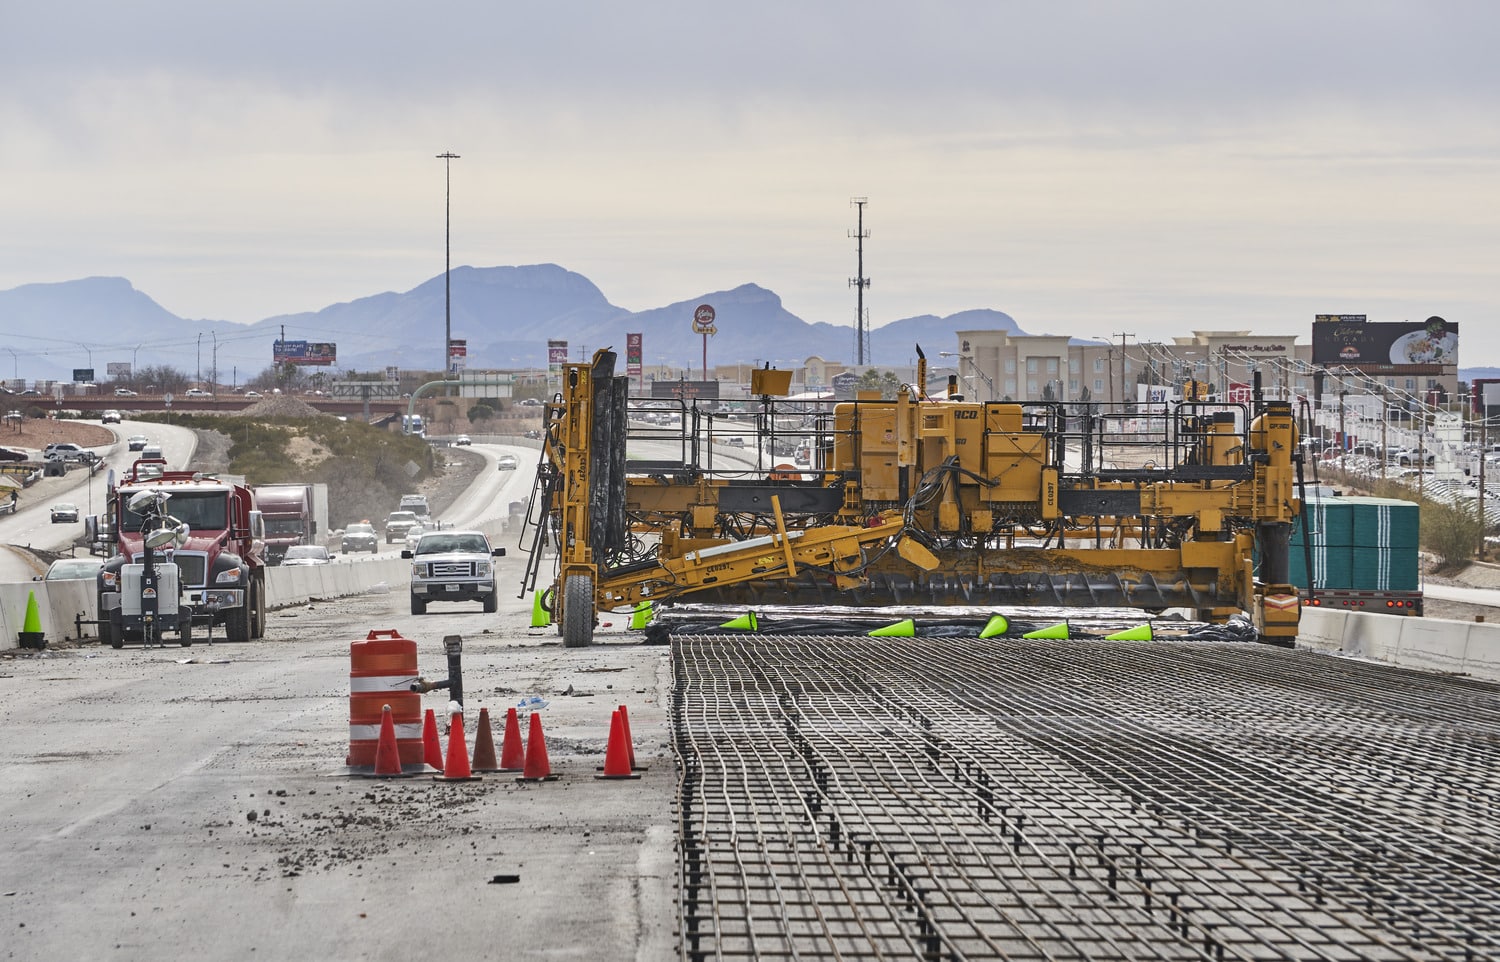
[403,529,505,614]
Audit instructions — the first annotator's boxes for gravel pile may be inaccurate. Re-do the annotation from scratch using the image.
[233,396,327,419]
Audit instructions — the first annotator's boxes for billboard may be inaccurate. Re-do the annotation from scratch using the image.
[547,339,568,376]
[107,362,131,377]
[274,340,336,366]
[650,379,720,401]
[626,333,642,385]
[448,338,466,374]
[1312,316,1457,368]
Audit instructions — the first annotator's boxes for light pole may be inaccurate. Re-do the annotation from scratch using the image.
[132,344,142,382]
[6,347,16,381]
[211,332,219,395]
[437,150,460,379]
[196,332,202,388]
[938,352,995,401]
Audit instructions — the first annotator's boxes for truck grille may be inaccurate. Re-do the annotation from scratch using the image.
[171,552,208,588]
[427,561,475,578]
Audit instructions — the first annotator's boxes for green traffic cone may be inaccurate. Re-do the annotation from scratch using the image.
[719,611,759,631]
[530,590,552,628]
[868,618,915,637]
[19,590,45,650]
[1022,621,1069,640]
[978,614,1009,639]
[1105,623,1153,641]
[629,601,653,630]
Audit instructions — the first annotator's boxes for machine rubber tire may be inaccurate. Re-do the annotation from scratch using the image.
[561,574,594,648]
[411,596,427,615]
[482,589,498,614]
[179,618,192,647]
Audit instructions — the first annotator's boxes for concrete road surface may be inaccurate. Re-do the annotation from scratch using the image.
[0,551,677,961]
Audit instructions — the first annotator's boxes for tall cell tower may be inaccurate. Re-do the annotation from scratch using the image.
[849,197,871,365]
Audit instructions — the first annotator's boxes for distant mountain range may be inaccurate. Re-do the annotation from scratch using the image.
[0,267,1026,383]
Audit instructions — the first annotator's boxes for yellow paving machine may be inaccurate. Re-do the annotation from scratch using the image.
[520,348,1303,646]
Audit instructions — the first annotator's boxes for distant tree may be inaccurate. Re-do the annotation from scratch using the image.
[468,403,495,423]
[1040,382,1057,403]
[856,369,902,400]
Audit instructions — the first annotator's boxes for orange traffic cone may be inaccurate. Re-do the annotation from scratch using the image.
[596,710,641,780]
[435,711,481,782]
[422,709,444,772]
[471,707,500,773]
[371,705,403,777]
[499,707,525,772]
[518,711,558,781]
[617,704,645,771]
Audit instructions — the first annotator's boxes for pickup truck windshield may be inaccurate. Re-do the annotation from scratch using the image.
[416,534,488,555]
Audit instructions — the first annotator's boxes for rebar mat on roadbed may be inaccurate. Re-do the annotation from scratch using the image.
[670,635,1500,961]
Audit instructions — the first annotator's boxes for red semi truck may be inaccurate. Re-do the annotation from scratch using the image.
[92,460,268,645]
[253,483,330,564]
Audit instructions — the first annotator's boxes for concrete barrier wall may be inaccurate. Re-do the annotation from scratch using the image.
[264,557,409,609]
[1298,607,1500,682]
[1,557,411,650]
[0,579,96,647]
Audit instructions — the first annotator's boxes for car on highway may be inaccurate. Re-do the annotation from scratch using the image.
[101,409,122,424]
[183,388,212,398]
[497,454,519,471]
[114,387,138,397]
[50,503,81,524]
[0,446,27,462]
[385,510,422,543]
[453,435,472,446]
[524,429,542,439]
[244,391,263,399]
[404,529,505,614]
[404,524,427,551]
[281,545,333,566]
[34,557,104,582]
[126,435,150,451]
[341,522,379,554]
[43,443,101,464]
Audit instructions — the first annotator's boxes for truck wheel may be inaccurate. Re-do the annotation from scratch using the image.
[561,574,594,648]
[483,589,498,614]
[251,580,266,639]
[225,601,251,643]
[108,609,125,650]
[411,596,427,615]
[179,618,193,647]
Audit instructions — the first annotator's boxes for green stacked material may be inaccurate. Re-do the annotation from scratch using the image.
[1289,496,1419,592]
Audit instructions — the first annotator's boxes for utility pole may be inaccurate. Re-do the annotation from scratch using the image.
[211,332,218,396]
[196,332,202,388]
[437,151,460,379]
[1114,332,1133,408]
[849,198,871,366]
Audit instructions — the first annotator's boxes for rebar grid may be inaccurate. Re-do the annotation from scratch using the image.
[671,635,1500,962]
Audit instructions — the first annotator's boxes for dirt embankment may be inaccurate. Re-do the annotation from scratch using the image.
[2,417,115,452]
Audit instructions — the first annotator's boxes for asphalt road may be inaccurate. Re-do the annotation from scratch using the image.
[0,420,198,582]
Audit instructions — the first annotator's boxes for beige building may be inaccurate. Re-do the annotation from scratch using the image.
[953,329,1457,406]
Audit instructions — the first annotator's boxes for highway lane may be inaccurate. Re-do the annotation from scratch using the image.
[0,419,198,582]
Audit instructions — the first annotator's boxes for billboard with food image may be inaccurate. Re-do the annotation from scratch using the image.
[1312,316,1457,368]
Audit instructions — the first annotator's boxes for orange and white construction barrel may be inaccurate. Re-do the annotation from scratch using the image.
[346,629,424,770]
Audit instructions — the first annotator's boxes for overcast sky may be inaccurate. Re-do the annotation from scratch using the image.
[3,1,1497,365]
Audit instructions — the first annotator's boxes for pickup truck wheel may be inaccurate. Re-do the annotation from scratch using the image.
[411,596,427,615]
[561,574,594,648]
[483,589,498,614]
